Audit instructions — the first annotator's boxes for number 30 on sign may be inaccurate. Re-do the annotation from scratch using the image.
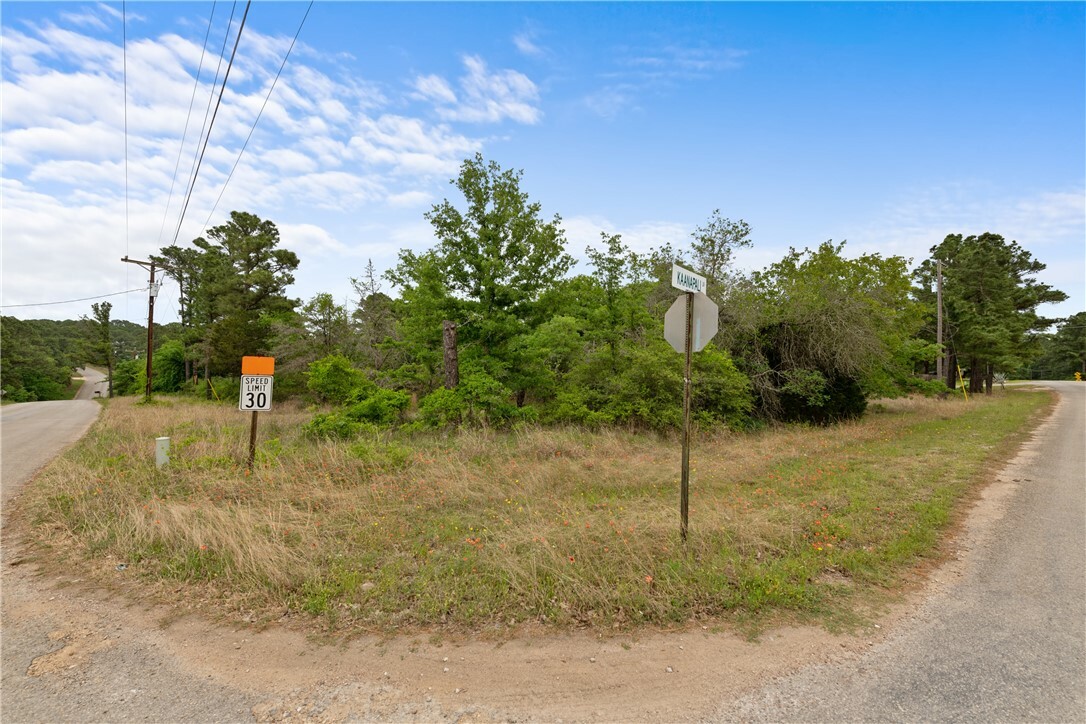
[239,375,273,411]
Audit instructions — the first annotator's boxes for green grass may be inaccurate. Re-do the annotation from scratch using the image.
[11,390,1050,635]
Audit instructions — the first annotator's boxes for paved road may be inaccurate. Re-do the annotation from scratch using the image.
[715,381,1086,722]
[74,367,109,401]
[0,398,101,509]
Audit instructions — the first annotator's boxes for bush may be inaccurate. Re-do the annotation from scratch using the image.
[903,377,951,397]
[307,354,370,404]
[152,340,187,393]
[418,370,520,428]
[551,342,753,432]
[303,412,362,440]
[345,388,411,425]
[418,387,466,427]
[780,372,867,424]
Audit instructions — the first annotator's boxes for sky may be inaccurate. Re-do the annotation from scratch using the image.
[2,1,1083,328]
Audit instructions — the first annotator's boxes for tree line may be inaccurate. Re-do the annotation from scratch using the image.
[3,154,1078,419]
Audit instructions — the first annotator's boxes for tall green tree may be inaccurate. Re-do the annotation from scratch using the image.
[271,293,352,373]
[188,211,300,375]
[1017,312,1085,379]
[690,210,752,295]
[392,155,573,400]
[920,233,1067,393]
[152,244,205,382]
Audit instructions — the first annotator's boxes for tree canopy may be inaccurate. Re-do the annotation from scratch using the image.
[916,232,1067,393]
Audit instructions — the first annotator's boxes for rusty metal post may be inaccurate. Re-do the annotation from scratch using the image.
[681,291,693,543]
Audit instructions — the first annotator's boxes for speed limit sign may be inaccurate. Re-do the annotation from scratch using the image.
[239,375,273,411]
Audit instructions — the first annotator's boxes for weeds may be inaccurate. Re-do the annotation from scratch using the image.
[12,391,1049,634]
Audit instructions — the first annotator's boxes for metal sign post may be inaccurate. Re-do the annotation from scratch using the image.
[664,265,719,543]
[239,356,275,472]
[680,290,693,542]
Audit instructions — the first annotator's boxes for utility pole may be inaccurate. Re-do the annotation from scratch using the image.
[936,259,944,382]
[121,256,162,402]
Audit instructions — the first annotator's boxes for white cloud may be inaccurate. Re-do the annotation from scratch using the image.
[278,222,357,257]
[850,184,1086,263]
[347,114,480,176]
[59,10,108,31]
[582,84,640,120]
[563,215,690,259]
[0,12,512,322]
[513,31,544,58]
[412,74,457,105]
[628,46,748,76]
[413,55,541,125]
[583,42,747,119]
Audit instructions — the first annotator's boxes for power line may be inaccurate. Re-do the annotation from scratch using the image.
[157,1,218,247]
[201,0,314,232]
[122,1,130,316]
[172,2,236,246]
[171,1,252,246]
[122,0,130,259]
[1,288,150,309]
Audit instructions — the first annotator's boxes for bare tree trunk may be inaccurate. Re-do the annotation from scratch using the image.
[443,320,458,389]
[946,352,957,389]
[985,364,994,395]
[969,358,983,395]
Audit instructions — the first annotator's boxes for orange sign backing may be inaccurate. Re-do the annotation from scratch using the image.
[242,356,275,376]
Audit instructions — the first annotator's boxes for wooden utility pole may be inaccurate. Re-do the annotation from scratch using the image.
[121,256,160,402]
[936,260,944,381]
[443,320,459,389]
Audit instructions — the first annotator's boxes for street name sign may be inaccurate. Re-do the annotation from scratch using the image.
[672,263,706,294]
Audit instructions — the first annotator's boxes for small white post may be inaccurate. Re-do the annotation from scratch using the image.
[155,437,170,469]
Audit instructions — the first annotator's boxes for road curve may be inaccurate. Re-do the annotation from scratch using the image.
[1,397,259,723]
[73,367,109,401]
[714,381,1086,722]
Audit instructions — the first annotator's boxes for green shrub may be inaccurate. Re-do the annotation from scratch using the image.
[303,412,362,440]
[780,372,867,424]
[418,370,520,427]
[345,388,411,425]
[307,354,370,404]
[152,340,187,393]
[418,387,465,427]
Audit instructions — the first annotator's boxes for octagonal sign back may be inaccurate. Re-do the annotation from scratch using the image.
[664,292,719,353]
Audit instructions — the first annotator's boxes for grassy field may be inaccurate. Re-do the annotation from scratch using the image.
[12,388,1051,634]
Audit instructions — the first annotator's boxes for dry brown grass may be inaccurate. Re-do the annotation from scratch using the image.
[12,389,1049,633]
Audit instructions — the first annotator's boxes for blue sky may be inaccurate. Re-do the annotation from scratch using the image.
[2,1,1083,327]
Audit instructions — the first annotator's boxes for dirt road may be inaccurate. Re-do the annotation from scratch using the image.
[1,384,1082,722]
